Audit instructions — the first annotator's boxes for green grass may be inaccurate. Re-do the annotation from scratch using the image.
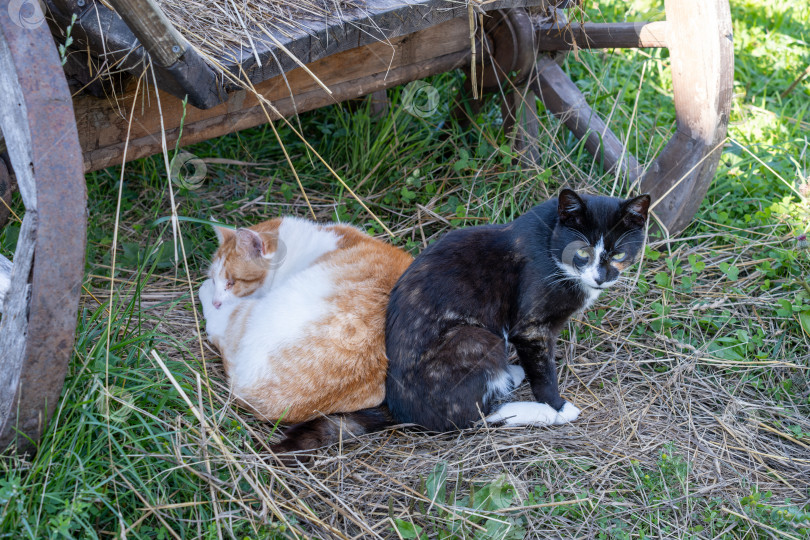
[2,0,810,538]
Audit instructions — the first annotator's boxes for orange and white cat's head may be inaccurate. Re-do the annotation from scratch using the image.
[207,224,282,309]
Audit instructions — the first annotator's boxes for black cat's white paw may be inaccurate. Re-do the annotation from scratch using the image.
[487,400,580,426]
[487,401,558,426]
[554,401,581,424]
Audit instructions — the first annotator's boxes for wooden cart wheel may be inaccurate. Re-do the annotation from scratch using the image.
[489,0,733,236]
[0,0,87,452]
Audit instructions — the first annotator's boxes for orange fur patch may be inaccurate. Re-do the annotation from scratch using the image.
[610,260,632,272]
[208,219,412,423]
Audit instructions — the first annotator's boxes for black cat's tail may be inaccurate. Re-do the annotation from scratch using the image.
[270,406,393,464]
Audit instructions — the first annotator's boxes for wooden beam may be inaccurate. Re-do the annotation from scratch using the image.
[75,17,472,172]
[533,56,643,181]
[536,21,668,50]
[640,0,733,235]
[105,0,188,67]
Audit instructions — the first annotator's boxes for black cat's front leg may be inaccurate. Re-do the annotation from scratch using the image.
[485,331,580,426]
[507,331,580,425]
[512,335,565,411]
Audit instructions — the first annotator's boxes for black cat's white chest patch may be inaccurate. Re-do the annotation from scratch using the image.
[580,285,603,312]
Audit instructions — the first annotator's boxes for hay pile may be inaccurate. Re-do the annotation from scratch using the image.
[156,0,364,62]
[93,200,809,538]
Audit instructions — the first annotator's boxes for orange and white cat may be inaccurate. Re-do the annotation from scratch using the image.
[198,217,412,424]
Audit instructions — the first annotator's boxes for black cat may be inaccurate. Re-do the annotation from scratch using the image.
[384,188,650,431]
[271,189,649,456]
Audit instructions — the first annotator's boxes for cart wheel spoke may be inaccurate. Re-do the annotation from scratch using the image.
[485,2,732,236]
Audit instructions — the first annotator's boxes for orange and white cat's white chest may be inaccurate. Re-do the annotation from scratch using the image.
[200,263,339,386]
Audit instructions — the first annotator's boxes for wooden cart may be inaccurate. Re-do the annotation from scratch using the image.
[0,0,733,451]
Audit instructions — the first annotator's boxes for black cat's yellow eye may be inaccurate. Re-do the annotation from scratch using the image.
[612,252,626,261]
[576,248,590,259]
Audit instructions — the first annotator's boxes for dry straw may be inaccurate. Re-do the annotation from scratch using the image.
[69,2,809,537]
[155,0,364,64]
[85,160,810,536]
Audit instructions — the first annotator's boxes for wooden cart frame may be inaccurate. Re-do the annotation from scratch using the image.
[0,0,733,452]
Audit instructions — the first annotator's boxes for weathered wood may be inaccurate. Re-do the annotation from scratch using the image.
[225,0,546,90]
[0,213,36,430]
[502,86,542,166]
[639,0,733,235]
[533,55,643,181]
[368,89,390,117]
[75,17,473,172]
[106,0,187,67]
[48,0,546,109]
[536,21,668,50]
[0,0,87,452]
[0,43,37,209]
[0,253,11,313]
[45,0,224,109]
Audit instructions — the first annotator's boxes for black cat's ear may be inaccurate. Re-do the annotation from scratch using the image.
[558,189,586,225]
[236,228,265,258]
[621,194,651,228]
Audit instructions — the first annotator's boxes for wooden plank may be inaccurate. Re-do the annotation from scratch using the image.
[536,21,668,50]
[0,253,11,313]
[232,0,545,87]
[106,0,188,67]
[48,1,545,108]
[533,56,643,181]
[640,0,733,235]
[0,212,36,439]
[76,16,472,172]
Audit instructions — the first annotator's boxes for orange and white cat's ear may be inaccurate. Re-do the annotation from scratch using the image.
[214,227,236,245]
[236,228,265,258]
[211,220,235,245]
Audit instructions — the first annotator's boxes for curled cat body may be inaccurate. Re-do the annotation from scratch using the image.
[198,217,412,424]
[276,189,650,455]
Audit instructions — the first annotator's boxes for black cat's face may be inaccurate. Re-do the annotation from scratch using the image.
[551,189,650,292]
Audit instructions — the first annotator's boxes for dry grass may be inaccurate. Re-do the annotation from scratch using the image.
[76,167,810,537]
[3,2,805,537]
[62,23,808,532]
[155,0,364,63]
